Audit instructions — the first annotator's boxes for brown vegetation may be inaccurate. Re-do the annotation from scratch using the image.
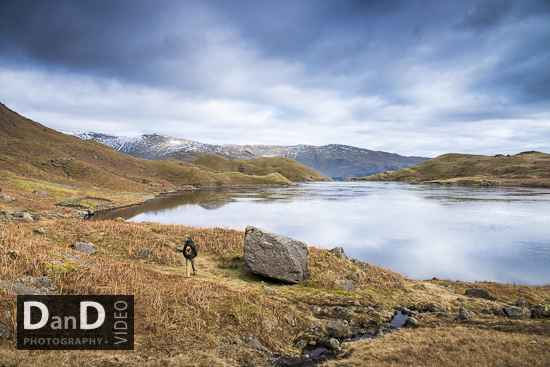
[346,152,550,187]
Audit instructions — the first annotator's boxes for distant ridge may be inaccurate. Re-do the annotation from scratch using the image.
[59,130,430,179]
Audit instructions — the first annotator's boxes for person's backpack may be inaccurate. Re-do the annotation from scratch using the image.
[182,239,197,260]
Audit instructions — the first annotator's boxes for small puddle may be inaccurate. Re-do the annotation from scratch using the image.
[303,311,410,358]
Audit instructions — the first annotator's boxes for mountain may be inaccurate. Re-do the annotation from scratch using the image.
[59,130,430,179]
[346,152,550,187]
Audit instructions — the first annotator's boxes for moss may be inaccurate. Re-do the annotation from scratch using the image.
[227,311,242,325]
[41,261,75,277]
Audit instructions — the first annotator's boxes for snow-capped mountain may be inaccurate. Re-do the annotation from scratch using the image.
[58,129,429,179]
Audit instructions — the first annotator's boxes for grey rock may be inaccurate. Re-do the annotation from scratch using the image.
[335,280,355,292]
[334,306,354,319]
[455,308,476,321]
[0,323,9,339]
[404,317,419,327]
[71,241,97,255]
[33,190,48,196]
[438,312,453,319]
[380,310,393,319]
[0,280,45,295]
[325,338,340,349]
[465,288,496,301]
[528,338,545,345]
[444,285,458,293]
[62,254,83,264]
[401,308,413,316]
[349,257,370,270]
[243,334,271,354]
[32,227,46,235]
[242,226,307,284]
[421,284,429,290]
[492,308,507,317]
[325,319,348,338]
[531,304,550,319]
[0,194,11,203]
[312,306,321,315]
[503,306,526,319]
[15,276,59,294]
[22,214,34,222]
[13,210,23,217]
[515,299,527,307]
[329,246,347,260]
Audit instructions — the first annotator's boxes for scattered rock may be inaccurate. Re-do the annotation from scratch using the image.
[62,254,83,264]
[334,306,354,319]
[32,227,46,235]
[455,308,475,321]
[503,306,526,319]
[243,334,271,354]
[41,261,76,277]
[421,284,429,290]
[312,306,321,315]
[329,246,347,260]
[438,312,453,319]
[404,317,419,327]
[0,194,11,203]
[465,288,496,301]
[0,324,9,339]
[71,241,97,255]
[0,280,45,295]
[325,337,340,349]
[33,190,48,196]
[380,310,393,319]
[12,210,23,218]
[15,276,59,294]
[242,226,307,284]
[325,319,348,338]
[515,299,527,307]
[348,270,366,281]
[335,280,355,292]
[531,304,550,319]
[528,338,545,345]
[22,213,34,222]
[444,285,457,293]
[7,249,20,259]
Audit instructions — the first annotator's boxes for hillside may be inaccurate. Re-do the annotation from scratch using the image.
[191,153,329,182]
[60,130,429,179]
[0,103,334,221]
[346,152,550,187]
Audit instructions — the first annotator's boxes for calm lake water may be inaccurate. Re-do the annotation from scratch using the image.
[100,182,550,285]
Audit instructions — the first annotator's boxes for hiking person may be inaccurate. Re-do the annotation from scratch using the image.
[178,238,198,278]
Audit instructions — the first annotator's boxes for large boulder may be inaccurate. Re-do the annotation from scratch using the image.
[465,288,496,301]
[242,226,307,284]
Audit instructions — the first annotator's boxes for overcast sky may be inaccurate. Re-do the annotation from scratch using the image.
[0,0,549,157]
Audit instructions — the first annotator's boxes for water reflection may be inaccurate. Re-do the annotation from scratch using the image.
[97,182,550,285]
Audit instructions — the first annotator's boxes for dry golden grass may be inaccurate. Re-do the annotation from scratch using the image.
[348,152,550,187]
[1,219,550,367]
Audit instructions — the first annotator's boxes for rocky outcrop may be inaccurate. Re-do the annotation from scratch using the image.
[465,288,496,301]
[329,246,347,260]
[242,226,307,284]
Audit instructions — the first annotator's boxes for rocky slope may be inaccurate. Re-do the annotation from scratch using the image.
[59,130,429,179]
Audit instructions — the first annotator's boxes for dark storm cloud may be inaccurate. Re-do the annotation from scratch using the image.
[0,0,548,156]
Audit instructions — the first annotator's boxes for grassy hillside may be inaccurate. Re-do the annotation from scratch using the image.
[0,103,305,219]
[1,220,549,366]
[192,153,330,182]
[346,152,550,187]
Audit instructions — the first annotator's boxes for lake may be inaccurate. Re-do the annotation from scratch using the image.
[99,182,550,285]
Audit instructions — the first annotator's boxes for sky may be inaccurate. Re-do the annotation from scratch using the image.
[0,0,549,157]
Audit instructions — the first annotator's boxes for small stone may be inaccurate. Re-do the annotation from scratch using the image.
[13,210,23,218]
[325,319,348,338]
[528,338,545,345]
[0,194,11,203]
[404,317,419,327]
[312,306,321,315]
[335,280,355,292]
[421,284,429,290]
[32,227,46,235]
[0,323,9,339]
[243,334,271,354]
[33,190,48,196]
[329,246,347,260]
[325,338,340,349]
[71,241,97,255]
[455,308,475,321]
[22,214,34,222]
